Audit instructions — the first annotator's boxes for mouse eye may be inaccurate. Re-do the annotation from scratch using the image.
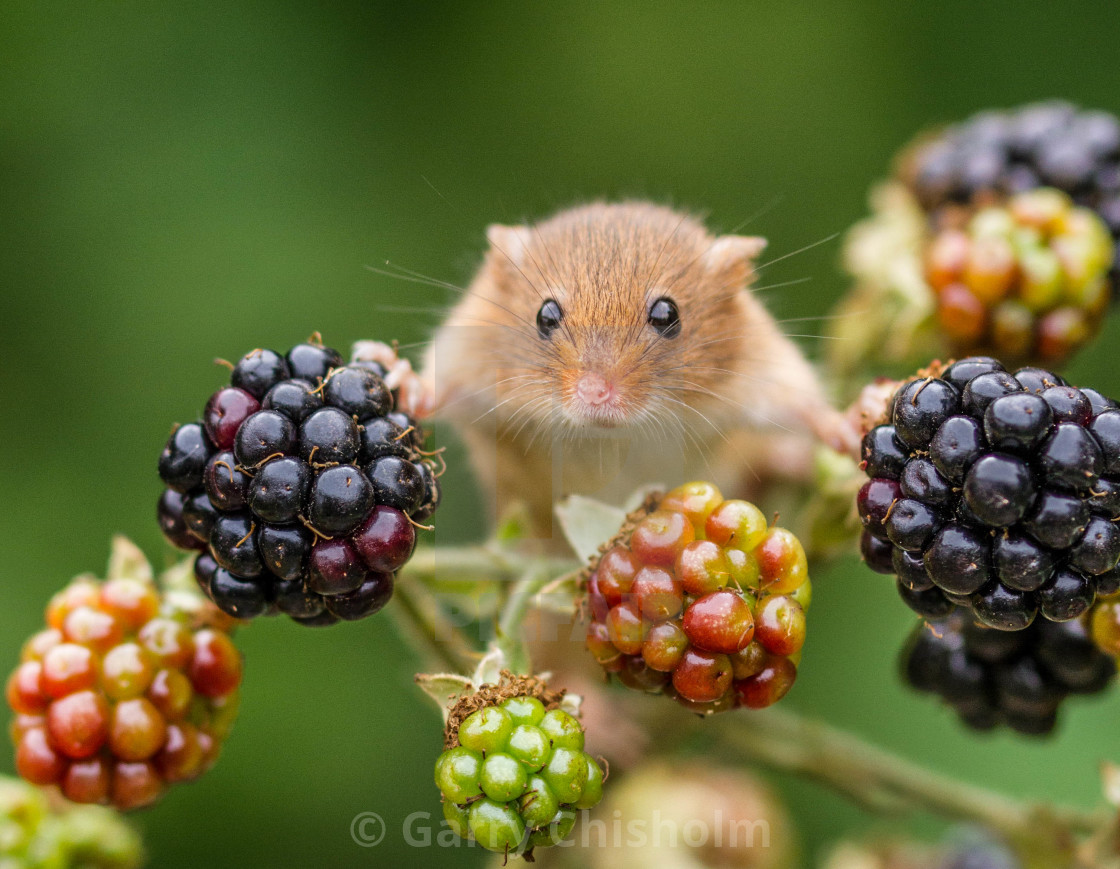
[647,297,681,339]
[536,299,564,339]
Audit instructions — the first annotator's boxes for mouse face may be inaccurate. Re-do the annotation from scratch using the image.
[470,202,768,435]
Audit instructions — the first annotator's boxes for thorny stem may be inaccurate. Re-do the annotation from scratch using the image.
[714,706,1105,843]
[391,573,478,675]
[392,543,1112,856]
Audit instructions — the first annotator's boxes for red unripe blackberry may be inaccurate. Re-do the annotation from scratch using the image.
[860,358,1120,631]
[157,336,441,625]
[5,539,243,810]
[583,482,810,713]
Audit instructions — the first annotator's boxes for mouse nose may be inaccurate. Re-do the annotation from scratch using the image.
[575,371,615,407]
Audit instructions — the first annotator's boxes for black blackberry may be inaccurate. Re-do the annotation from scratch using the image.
[901,607,1116,735]
[904,101,1120,289]
[157,337,441,625]
[858,357,1120,629]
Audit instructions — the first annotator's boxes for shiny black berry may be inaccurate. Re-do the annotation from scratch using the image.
[324,573,395,620]
[982,393,1053,453]
[299,407,360,464]
[924,524,991,595]
[1036,569,1095,622]
[358,416,414,463]
[234,410,297,468]
[286,342,343,383]
[323,367,392,419]
[991,532,1054,592]
[182,490,219,542]
[247,457,311,524]
[962,454,1035,527]
[885,498,941,552]
[961,371,1022,417]
[203,451,250,512]
[1090,411,1120,474]
[892,548,934,591]
[896,580,954,619]
[899,458,953,507]
[930,416,986,483]
[893,379,960,448]
[861,425,908,479]
[231,348,290,399]
[158,423,212,492]
[208,569,272,619]
[262,378,322,422]
[971,581,1037,631]
[1038,423,1104,494]
[942,357,1004,391]
[1069,516,1120,576]
[209,513,263,578]
[309,464,376,534]
[366,455,425,515]
[157,490,202,551]
[1024,491,1089,549]
[257,523,312,581]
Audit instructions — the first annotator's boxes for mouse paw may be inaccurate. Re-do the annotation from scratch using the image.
[350,340,436,419]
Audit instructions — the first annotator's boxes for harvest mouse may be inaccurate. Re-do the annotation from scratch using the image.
[419,201,855,540]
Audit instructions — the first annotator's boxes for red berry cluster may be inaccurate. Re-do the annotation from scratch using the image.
[925,189,1112,365]
[584,483,811,714]
[6,551,242,811]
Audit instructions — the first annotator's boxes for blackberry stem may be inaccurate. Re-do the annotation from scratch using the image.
[391,574,478,674]
[715,705,1104,847]
[495,566,552,675]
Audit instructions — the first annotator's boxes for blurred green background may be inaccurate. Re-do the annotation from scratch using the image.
[4,2,1120,866]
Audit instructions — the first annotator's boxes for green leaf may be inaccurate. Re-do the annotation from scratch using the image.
[554,495,626,563]
[414,673,472,722]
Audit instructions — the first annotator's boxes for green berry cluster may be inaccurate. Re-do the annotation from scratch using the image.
[434,696,603,856]
[0,774,143,868]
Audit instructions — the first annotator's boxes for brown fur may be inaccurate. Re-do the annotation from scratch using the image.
[422,202,851,541]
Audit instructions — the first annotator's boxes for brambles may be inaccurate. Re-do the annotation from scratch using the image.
[5,539,241,810]
[157,336,441,625]
[923,191,1112,364]
[901,608,1114,735]
[0,774,144,868]
[859,358,1120,630]
[434,677,603,857]
[829,103,1120,387]
[584,482,810,713]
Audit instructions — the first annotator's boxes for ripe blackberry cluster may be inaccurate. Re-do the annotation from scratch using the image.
[902,607,1115,735]
[0,774,144,868]
[585,482,811,714]
[6,545,242,810]
[924,189,1112,365]
[157,338,441,626]
[859,357,1120,631]
[435,692,603,856]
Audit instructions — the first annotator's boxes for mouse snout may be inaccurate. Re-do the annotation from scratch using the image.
[574,371,615,408]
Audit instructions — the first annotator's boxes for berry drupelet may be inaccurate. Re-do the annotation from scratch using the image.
[859,357,1120,631]
[435,680,603,857]
[5,539,242,810]
[902,607,1114,735]
[584,482,811,714]
[157,337,441,626]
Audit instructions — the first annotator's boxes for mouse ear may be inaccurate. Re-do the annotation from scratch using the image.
[703,235,768,283]
[486,224,533,271]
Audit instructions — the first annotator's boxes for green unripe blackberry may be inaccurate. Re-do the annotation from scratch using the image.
[434,675,604,857]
